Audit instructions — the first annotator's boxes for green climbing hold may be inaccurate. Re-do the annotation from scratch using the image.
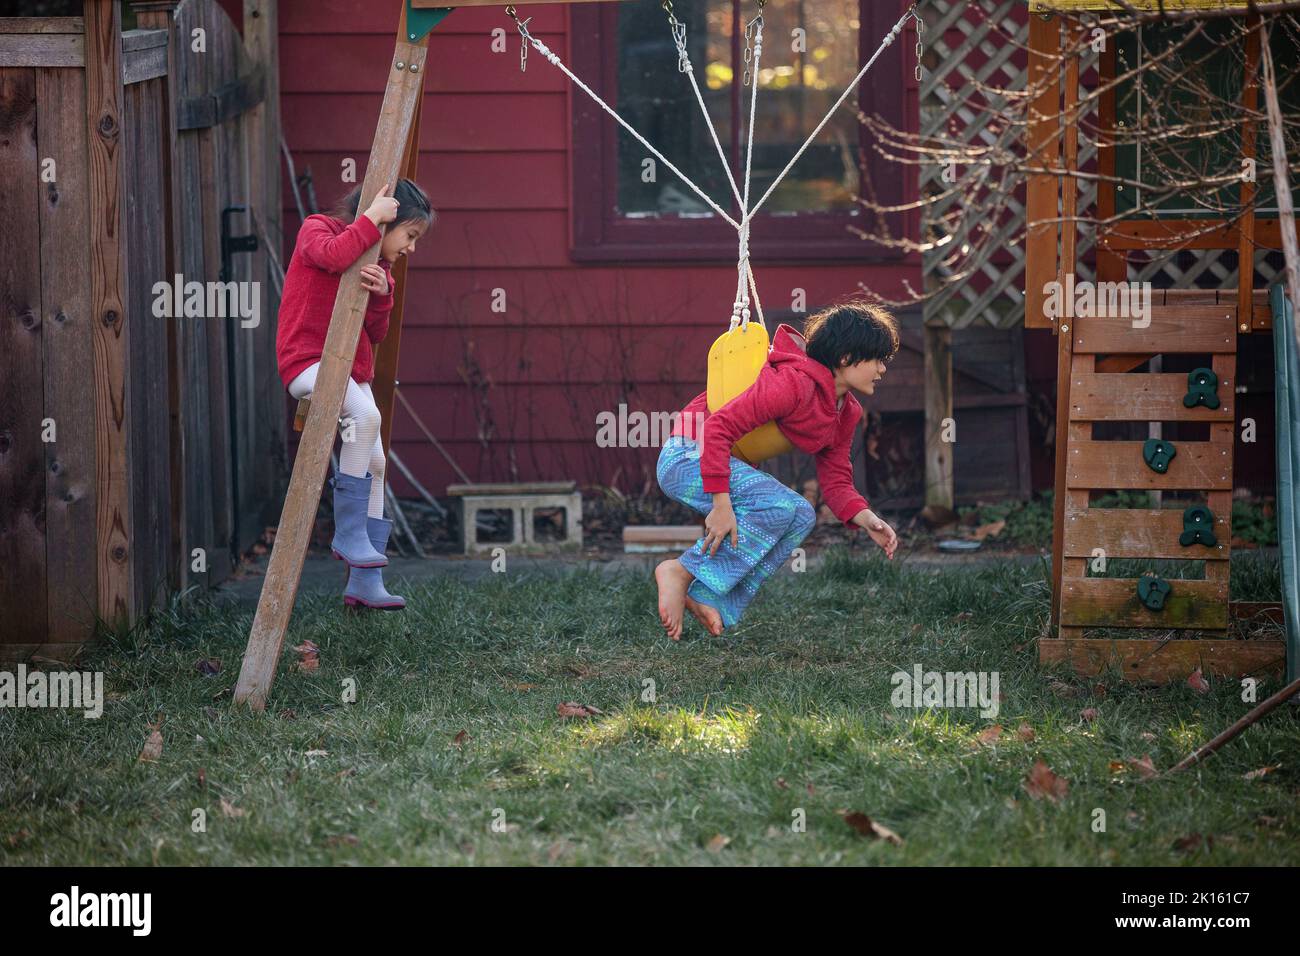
[1183,367,1220,410]
[1179,504,1217,547]
[1142,438,1176,474]
[1137,575,1172,611]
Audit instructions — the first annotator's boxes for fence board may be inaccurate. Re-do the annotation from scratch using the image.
[37,66,98,645]
[0,68,49,648]
[123,77,174,613]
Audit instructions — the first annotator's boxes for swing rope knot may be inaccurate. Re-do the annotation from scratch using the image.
[670,19,691,73]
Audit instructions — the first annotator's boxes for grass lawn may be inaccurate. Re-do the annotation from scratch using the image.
[2,551,1297,866]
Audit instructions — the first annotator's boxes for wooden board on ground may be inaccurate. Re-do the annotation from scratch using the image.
[1039,638,1285,681]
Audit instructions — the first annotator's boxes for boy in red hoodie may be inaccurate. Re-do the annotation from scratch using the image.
[277,178,433,610]
[655,300,900,639]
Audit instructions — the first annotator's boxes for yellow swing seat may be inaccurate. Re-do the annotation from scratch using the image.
[706,320,794,466]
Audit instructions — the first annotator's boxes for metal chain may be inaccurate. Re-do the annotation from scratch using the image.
[505,5,531,72]
[912,6,925,82]
[662,0,690,72]
[742,8,765,86]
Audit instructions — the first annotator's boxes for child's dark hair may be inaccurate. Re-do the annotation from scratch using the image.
[331,177,434,227]
[803,300,900,370]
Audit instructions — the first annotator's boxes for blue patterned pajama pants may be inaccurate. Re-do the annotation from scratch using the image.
[656,436,816,627]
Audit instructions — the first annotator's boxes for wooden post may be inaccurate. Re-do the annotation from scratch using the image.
[1259,22,1300,336]
[1237,17,1260,332]
[372,80,425,459]
[243,0,287,510]
[923,324,953,514]
[233,9,430,710]
[1023,13,1060,328]
[1094,34,1124,285]
[84,0,134,628]
[1049,20,1081,630]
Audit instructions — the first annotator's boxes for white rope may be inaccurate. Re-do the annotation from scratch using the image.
[512,3,917,334]
[743,6,914,225]
[670,18,744,210]
[731,16,764,330]
[516,27,740,230]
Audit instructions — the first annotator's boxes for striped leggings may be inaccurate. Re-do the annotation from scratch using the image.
[656,436,816,627]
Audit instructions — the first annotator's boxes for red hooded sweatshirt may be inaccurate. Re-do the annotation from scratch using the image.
[276,213,394,389]
[672,324,870,527]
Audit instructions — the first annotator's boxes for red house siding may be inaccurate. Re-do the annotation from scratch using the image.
[262,0,923,495]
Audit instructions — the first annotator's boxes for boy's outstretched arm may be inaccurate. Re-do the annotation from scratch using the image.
[815,411,898,559]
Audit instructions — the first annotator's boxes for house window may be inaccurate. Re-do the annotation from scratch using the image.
[570,0,909,262]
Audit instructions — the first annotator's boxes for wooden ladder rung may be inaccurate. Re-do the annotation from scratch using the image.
[1065,440,1232,491]
[1072,306,1236,354]
[1058,576,1229,629]
[1068,373,1234,423]
[1061,508,1230,561]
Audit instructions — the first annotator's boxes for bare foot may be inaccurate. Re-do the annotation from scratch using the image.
[685,596,723,637]
[655,559,692,640]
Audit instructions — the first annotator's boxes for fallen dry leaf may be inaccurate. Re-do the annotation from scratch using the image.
[219,798,246,819]
[971,520,1005,542]
[452,730,469,748]
[1140,731,1157,742]
[953,611,974,622]
[1244,764,1281,781]
[195,658,221,676]
[547,840,572,863]
[324,833,359,848]
[138,729,163,763]
[1173,833,1213,853]
[976,724,1003,745]
[1187,668,1211,694]
[1023,760,1069,804]
[1016,723,1036,742]
[197,768,206,790]
[1127,755,1158,779]
[556,701,602,718]
[843,811,904,845]
[775,777,789,790]
[705,833,730,853]
[293,641,320,674]
[1081,707,1099,722]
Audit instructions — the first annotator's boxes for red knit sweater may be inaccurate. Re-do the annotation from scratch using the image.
[672,324,870,527]
[276,214,395,389]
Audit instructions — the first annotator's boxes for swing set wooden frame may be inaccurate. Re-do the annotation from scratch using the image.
[232,0,633,710]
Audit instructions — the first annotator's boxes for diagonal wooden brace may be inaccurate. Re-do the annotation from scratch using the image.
[233,16,429,711]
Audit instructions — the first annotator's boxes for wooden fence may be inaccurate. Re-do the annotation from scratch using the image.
[0,0,284,661]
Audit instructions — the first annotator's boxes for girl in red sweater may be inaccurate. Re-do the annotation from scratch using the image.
[655,301,901,639]
[277,179,433,610]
